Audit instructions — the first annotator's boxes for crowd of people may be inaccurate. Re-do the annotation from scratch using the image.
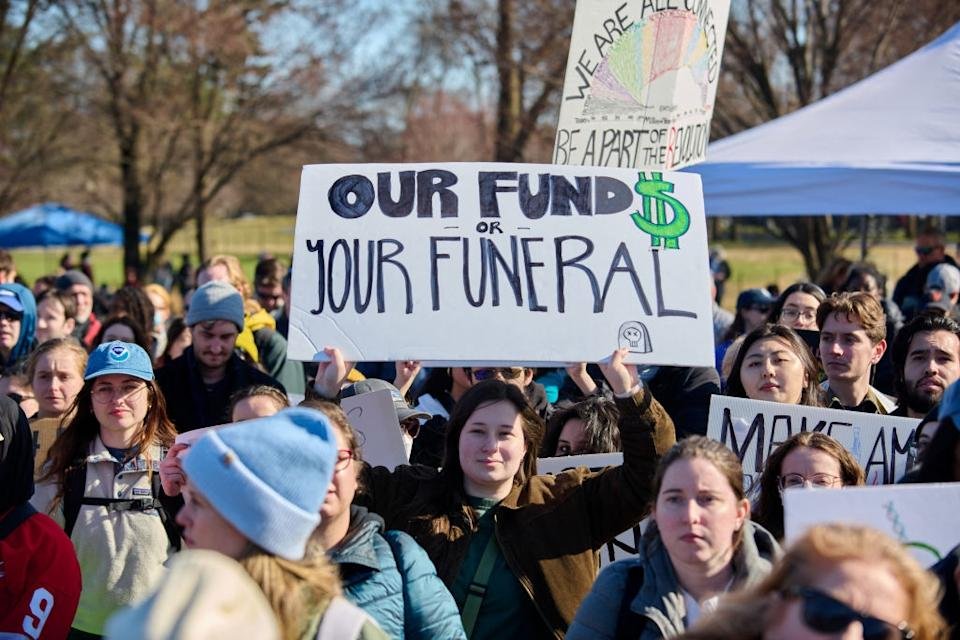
[0,233,959,640]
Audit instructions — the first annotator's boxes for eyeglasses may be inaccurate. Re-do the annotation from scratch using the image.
[400,417,420,439]
[335,449,354,471]
[778,472,841,491]
[471,367,525,381]
[780,308,817,322]
[91,382,148,404]
[0,309,22,323]
[784,586,914,640]
[914,245,939,256]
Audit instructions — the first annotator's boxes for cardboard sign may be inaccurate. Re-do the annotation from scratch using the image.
[538,452,650,566]
[31,417,64,475]
[289,162,712,366]
[785,484,960,567]
[340,388,409,471]
[707,396,920,493]
[553,0,731,170]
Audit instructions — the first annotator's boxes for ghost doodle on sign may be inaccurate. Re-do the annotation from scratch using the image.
[618,321,652,354]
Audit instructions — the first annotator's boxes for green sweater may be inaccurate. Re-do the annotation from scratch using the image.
[452,497,543,639]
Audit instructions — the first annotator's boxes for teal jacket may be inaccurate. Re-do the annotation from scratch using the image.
[329,506,466,640]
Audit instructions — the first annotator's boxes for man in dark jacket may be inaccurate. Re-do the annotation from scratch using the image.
[156,281,284,432]
[894,227,959,321]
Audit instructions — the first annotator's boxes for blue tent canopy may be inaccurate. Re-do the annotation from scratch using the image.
[0,202,135,248]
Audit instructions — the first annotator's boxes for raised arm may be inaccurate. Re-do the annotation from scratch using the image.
[579,349,676,547]
[310,347,355,400]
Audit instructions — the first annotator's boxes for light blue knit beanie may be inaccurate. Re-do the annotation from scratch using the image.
[182,408,337,560]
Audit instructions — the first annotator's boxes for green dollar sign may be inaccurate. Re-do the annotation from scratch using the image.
[630,172,690,249]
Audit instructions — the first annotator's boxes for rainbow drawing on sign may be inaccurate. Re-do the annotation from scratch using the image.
[584,10,712,117]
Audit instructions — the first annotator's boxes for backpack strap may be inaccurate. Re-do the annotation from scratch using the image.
[152,470,182,551]
[62,463,181,551]
[315,596,371,640]
[614,564,647,639]
[0,502,37,540]
[459,534,499,639]
[62,463,86,538]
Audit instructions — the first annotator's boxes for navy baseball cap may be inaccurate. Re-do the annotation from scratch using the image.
[85,341,154,381]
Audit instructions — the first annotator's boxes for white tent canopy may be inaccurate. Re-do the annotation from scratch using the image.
[685,21,960,216]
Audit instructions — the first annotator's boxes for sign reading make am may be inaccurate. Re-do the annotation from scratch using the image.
[288,162,712,366]
[707,396,920,492]
[553,0,731,171]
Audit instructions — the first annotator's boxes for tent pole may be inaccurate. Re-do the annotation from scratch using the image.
[860,215,869,261]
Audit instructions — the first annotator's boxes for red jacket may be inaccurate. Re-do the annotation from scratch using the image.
[0,507,82,639]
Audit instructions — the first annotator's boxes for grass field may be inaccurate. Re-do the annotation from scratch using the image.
[720,241,919,299]
[6,216,926,304]
[8,215,299,287]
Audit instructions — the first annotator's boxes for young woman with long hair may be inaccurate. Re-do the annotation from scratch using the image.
[31,341,178,639]
[725,324,823,407]
[346,347,677,639]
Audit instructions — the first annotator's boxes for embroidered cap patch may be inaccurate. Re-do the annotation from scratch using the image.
[108,344,131,362]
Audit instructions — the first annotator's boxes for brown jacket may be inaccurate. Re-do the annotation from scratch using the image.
[358,386,676,639]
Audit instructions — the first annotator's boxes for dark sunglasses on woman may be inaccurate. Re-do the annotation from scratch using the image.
[784,586,915,640]
[470,367,524,381]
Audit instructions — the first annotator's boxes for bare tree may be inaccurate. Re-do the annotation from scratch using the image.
[0,1,76,214]
[410,0,573,162]
[56,0,386,274]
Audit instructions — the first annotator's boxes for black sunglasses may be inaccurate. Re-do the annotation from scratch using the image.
[0,309,22,323]
[785,586,914,640]
[470,367,525,381]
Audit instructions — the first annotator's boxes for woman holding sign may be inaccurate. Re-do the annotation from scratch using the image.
[31,341,180,639]
[347,347,676,640]
[725,325,823,407]
[567,436,779,640]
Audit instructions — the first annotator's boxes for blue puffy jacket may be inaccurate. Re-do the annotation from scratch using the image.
[329,506,466,640]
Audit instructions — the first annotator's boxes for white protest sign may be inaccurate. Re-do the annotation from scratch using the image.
[553,0,731,170]
[340,388,409,471]
[175,425,222,447]
[707,396,920,492]
[538,452,650,566]
[785,484,960,567]
[289,162,712,366]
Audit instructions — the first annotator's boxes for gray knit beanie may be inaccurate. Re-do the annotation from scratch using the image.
[186,281,244,330]
[55,269,94,293]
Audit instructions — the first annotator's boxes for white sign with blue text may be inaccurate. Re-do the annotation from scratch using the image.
[289,162,711,366]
